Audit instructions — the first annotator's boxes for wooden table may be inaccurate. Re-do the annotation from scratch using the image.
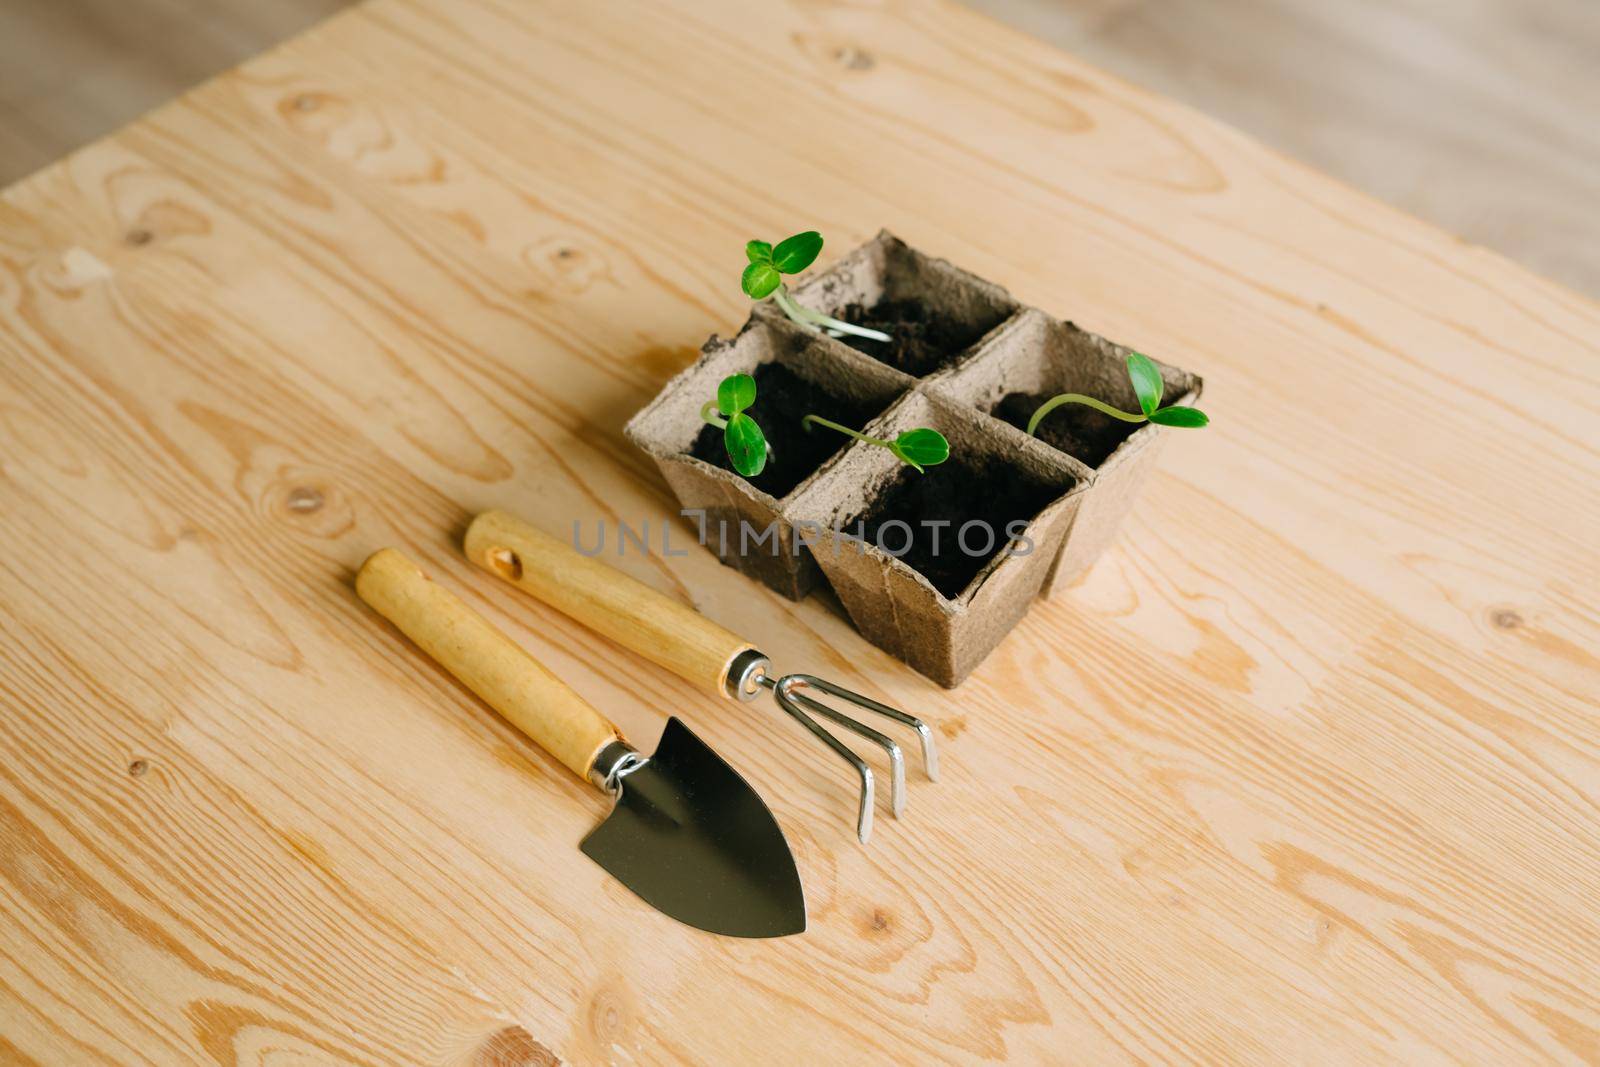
[2,2,1596,1063]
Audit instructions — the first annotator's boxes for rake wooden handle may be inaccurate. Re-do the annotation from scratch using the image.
[356,548,621,782]
[464,510,756,700]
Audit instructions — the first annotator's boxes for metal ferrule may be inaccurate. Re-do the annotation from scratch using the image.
[589,739,646,794]
[724,648,772,702]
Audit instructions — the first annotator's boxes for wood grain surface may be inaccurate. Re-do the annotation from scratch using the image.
[1,0,1597,1063]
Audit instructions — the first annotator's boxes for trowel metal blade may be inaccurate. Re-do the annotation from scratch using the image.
[580,717,805,938]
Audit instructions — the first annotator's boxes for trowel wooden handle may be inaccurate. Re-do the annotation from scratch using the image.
[357,548,621,783]
[464,510,756,700]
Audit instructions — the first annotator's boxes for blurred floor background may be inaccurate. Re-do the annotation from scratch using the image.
[0,0,346,181]
[1,0,1596,295]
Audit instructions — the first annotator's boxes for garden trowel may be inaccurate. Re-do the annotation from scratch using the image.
[356,548,805,938]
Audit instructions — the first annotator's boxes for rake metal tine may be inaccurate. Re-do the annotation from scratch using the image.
[784,674,939,782]
[767,678,876,844]
[786,689,906,820]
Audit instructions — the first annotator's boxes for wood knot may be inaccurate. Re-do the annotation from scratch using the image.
[294,93,322,112]
[587,987,631,1045]
[547,245,588,276]
[125,228,154,247]
[526,239,607,295]
[832,45,875,70]
[1489,607,1523,630]
[868,908,891,932]
[128,759,149,777]
[285,486,325,514]
[473,1024,558,1066]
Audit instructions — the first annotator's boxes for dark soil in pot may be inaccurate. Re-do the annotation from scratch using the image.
[838,299,1006,377]
[993,391,1139,468]
[856,454,1071,599]
[688,362,886,498]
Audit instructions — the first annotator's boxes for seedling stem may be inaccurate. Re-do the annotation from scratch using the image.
[1028,352,1209,436]
[802,414,891,449]
[802,415,951,473]
[773,285,891,343]
[1025,394,1148,432]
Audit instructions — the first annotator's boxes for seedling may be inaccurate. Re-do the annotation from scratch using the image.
[1027,352,1209,436]
[742,231,892,343]
[700,373,770,477]
[802,415,950,474]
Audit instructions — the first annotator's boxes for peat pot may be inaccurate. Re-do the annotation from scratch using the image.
[627,231,1202,685]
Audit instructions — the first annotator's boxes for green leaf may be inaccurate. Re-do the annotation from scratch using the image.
[745,240,773,264]
[890,427,950,472]
[717,373,756,416]
[1148,405,1209,428]
[1126,352,1164,417]
[741,261,781,299]
[724,413,767,476]
[771,231,823,274]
